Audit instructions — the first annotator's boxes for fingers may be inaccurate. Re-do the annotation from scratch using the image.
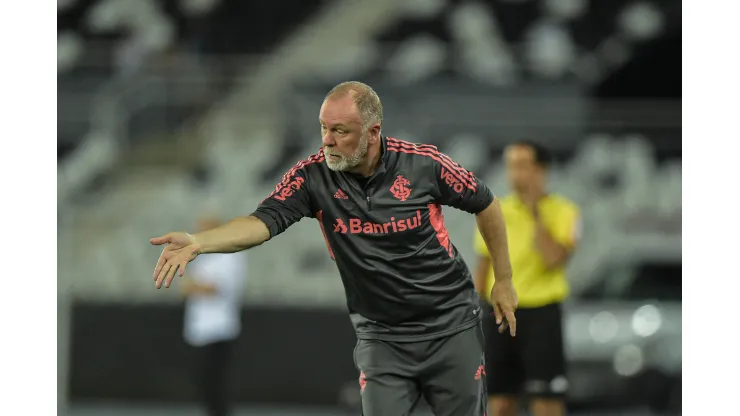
[498,317,509,334]
[164,263,179,289]
[155,261,182,289]
[155,260,181,289]
[153,248,169,280]
[504,309,517,337]
[155,263,173,289]
[152,236,172,282]
[178,259,189,277]
[492,302,503,325]
[176,247,198,277]
[150,234,172,246]
[154,245,199,288]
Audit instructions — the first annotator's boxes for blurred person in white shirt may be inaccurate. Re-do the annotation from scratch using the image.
[182,211,247,416]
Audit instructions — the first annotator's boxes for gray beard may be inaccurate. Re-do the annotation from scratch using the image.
[325,133,369,172]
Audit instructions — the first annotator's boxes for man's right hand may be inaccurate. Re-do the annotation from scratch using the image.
[150,232,201,289]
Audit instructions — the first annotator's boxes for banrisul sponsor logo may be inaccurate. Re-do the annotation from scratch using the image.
[333,211,423,235]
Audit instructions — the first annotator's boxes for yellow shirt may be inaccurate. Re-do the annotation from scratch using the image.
[474,194,580,308]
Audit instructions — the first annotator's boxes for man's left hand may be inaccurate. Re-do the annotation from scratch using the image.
[491,279,519,337]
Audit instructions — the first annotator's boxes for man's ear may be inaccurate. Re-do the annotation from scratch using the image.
[368,123,382,140]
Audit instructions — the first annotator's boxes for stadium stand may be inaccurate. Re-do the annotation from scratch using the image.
[58,3,680,412]
[58,0,327,161]
[58,133,680,303]
[297,0,679,86]
[58,0,680,306]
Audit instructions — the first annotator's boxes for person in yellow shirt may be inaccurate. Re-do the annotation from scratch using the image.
[473,141,581,416]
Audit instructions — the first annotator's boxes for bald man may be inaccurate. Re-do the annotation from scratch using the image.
[151,81,517,416]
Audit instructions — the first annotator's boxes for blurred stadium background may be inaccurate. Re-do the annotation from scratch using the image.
[57,0,681,415]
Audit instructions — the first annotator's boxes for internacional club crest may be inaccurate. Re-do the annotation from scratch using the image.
[390,175,412,202]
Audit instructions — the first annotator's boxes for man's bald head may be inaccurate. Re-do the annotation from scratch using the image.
[325,81,383,130]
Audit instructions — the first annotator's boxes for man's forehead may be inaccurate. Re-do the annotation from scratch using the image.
[320,96,362,125]
[505,145,535,159]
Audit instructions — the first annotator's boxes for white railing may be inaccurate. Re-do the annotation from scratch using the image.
[57,49,265,212]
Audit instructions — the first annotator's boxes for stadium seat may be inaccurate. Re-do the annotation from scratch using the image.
[59,129,680,302]
[445,135,488,175]
[57,1,680,302]
[346,0,675,85]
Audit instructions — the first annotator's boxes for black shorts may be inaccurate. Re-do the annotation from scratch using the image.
[483,302,568,399]
[353,323,487,416]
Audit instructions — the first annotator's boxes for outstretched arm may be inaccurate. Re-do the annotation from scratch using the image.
[151,158,317,288]
[151,217,268,288]
[193,216,270,254]
[196,161,318,252]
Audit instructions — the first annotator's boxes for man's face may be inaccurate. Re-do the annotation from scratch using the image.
[319,96,369,171]
[505,145,542,194]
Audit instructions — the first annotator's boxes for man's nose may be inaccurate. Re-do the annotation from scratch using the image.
[322,132,335,147]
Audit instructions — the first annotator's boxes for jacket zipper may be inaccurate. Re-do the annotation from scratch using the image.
[363,175,375,211]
